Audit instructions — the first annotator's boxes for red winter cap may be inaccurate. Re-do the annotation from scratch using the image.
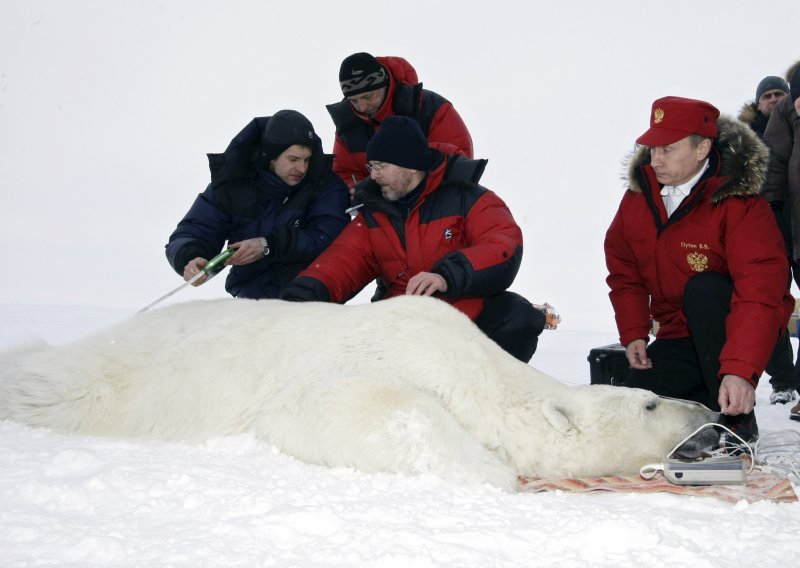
[636,96,720,146]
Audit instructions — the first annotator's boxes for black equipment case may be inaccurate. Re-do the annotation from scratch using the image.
[587,343,629,386]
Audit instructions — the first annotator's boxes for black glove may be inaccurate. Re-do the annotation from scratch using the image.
[352,177,379,205]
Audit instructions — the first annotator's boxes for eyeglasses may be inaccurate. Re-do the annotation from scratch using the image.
[366,161,388,175]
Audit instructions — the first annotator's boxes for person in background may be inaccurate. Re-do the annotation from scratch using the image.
[165,110,349,299]
[282,116,553,363]
[738,75,789,138]
[763,60,800,421]
[605,96,794,441]
[327,52,473,197]
[739,74,796,405]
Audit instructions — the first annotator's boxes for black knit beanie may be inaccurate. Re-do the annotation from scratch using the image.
[756,75,790,101]
[366,116,434,171]
[791,67,800,103]
[260,110,316,162]
[339,52,388,97]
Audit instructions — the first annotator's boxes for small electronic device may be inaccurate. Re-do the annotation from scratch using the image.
[662,458,747,485]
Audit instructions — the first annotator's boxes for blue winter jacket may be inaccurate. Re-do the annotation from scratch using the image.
[165,117,350,299]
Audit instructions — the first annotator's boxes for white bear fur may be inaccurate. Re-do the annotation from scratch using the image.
[0,296,717,491]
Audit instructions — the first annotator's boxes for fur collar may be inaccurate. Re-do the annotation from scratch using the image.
[737,101,759,126]
[785,59,800,83]
[625,115,768,202]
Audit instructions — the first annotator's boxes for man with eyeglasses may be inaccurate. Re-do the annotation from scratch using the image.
[737,75,796,406]
[282,116,549,363]
[326,52,473,196]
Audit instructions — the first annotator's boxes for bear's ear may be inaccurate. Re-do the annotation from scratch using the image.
[542,399,579,436]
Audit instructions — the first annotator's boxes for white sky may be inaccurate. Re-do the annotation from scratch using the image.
[1,0,798,330]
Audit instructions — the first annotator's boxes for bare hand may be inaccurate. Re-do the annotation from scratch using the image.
[625,339,652,370]
[406,272,447,296]
[183,258,209,286]
[718,375,755,415]
[228,238,264,266]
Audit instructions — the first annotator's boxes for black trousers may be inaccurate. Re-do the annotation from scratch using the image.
[625,273,756,433]
[474,291,546,363]
[765,268,796,391]
[766,325,795,391]
[769,205,800,392]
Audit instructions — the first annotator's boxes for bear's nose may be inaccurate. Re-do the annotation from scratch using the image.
[671,426,721,459]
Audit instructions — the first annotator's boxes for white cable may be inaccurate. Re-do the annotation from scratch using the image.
[639,422,755,480]
[752,430,800,482]
[639,463,664,480]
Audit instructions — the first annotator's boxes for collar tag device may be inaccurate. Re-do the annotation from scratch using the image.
[662,457,746,485]
[640,422,753,486]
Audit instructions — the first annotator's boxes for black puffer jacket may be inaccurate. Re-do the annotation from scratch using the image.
[763,60,800,260]
[165,117,350,299]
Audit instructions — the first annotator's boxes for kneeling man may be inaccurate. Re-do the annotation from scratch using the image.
[282,116,547,362]
[605,96,795,440]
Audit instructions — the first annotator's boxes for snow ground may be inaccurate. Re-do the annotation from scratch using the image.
[0,303,798,568]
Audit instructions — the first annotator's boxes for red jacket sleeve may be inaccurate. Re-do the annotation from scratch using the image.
[290,217,379,303]
[427,102,474,159]
[433,191,522,298]
[718,198,794,382]
[604,194,654,346]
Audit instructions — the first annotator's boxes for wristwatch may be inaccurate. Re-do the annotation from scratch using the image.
[259,237,270,257]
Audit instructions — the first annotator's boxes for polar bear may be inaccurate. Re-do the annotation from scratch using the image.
[0,296,718,491]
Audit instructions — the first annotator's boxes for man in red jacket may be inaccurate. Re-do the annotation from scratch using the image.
[327,52,474,193]
[282,116,548,363]
[605,96,794,441]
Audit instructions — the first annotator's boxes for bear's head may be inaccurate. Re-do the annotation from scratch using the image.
[527,385,719,478]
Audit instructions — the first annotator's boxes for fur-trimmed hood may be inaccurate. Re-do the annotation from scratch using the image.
[785,59,800,85]
[625,115,769,202]
[737,101,759,125]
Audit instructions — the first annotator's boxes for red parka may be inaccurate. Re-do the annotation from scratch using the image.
[605,116,794,385]
[326,57,474,188]
[282,154,522,320]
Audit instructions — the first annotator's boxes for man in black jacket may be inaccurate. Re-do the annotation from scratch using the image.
[739,75,796,405]
[762,61,800,418]
[165,110,349,299]
[739,75,790,138]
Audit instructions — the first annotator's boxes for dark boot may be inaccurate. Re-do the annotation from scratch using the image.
[719,411,759,444]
